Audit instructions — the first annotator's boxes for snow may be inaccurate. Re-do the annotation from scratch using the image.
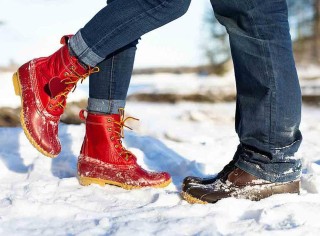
[1,71,320,235]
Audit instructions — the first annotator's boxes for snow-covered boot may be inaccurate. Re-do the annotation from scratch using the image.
[12,35,99,157]
[77,110,172,190]
[182,159,237,192]
[182,168,300,204]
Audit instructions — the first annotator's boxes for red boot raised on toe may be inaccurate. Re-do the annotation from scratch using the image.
[77,109,172,190]
[12,35,99,157]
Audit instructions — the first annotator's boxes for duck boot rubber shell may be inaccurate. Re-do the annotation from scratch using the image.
[77,110,172,190]
[182,168,300,204]
[12,35,98,158]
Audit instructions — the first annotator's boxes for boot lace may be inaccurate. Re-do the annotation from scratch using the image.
[111,108,139,161]
[52,66,100,109]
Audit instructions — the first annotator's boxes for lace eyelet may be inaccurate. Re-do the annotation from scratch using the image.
[107,119,111,123]
[115,145,119,148]
[108,128,112,132]
[111,137,114,140]
[64,72,69,76]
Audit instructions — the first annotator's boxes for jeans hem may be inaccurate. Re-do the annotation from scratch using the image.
[235,160,301,183]
[87,98,126,114]
[69,31,104,67]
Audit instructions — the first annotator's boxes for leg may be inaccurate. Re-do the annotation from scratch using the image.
[14,0,191,157]
[88,39,139,114]
[182,0,302,203]
[213,0,302,182]
[77,0,172,189]
[69,0,191,67]
[79,40,173,189]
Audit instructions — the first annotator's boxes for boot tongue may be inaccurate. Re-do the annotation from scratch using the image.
[48,77,69,98]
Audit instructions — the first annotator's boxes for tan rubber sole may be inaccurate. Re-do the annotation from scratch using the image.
[78,176,172,190]
[180,191,208,204]
[12,72,57,158]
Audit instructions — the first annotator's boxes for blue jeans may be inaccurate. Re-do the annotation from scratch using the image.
[70,0,302,183]
[88,39,139,114]
[70,0,191,66]
[210,0,302,182]
[69,0,191,114]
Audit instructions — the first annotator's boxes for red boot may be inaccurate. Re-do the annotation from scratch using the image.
[77,110,172,190]
[12,36,99,157]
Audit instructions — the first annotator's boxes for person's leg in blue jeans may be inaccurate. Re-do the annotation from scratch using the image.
[88,40,138,114]
[69,0,191,67]
[75,0,192,189]
[15,0,191,188]
[183,0,302,203]
[87,0,139,114]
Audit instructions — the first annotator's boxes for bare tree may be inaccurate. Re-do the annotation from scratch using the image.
[313,0,320,61]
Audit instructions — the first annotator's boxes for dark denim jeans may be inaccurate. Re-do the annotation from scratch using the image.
[69,0,191,67]
[70,0,302,182]
[70,0,191,114]
[211,0,302,182]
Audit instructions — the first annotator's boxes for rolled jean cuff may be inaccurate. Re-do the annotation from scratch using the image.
[235,159,301,183]
[87,98,126,114]
[69,30,104,67]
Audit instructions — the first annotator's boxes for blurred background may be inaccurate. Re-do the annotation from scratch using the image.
[0,0,319,126]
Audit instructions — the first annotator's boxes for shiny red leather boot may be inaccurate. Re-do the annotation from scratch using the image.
[77,110,172,190]
[12,35,99,158]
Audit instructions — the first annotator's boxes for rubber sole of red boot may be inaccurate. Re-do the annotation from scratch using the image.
[78,176,172,190]
[12,72,57,158]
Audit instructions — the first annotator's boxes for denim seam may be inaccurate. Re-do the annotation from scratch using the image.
[88,0,171,57]
[108,54,116,113]
[246,0,276,150]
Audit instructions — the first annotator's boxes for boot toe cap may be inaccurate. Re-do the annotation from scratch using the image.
[186,185,228,204]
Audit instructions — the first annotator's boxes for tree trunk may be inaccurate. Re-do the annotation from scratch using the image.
[313,0,320,62]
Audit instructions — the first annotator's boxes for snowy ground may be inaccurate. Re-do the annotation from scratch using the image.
[0,72,320,235]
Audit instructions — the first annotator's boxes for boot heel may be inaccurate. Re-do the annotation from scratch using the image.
[12,72,21,96]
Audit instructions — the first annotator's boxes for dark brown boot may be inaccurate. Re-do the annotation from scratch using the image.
[182,168,300,204]
[182,159,237,192]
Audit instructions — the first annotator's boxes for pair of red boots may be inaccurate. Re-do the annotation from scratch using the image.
[13,35,171,189]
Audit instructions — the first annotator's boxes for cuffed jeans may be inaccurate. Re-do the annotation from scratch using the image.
[69,0,191,114]
[70,0,302,182]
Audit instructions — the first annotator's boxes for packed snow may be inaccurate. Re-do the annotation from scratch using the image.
[0,72,320,235]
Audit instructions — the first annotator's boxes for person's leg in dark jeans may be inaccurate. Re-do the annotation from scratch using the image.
[69,0,191,67]
[14,0,191,188]
[14,0,191,158]
[87,39,138,114]
[77,0,195,189]
[182,0,302,203]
